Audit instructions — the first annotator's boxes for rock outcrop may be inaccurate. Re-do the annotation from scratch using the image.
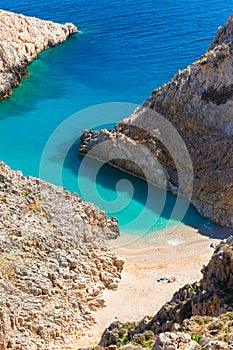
[0,162,124,349]
[97,237,233,349]
[0,10,77,100]
[152,332,200,350]
[79,14,233,228]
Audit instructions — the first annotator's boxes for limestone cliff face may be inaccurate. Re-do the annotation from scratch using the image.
[0,162,123,349]
[0,10,77,100]
[79,15,233,228]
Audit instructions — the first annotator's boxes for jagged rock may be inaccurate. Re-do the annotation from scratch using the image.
[79,14,233,228]
[0,162,123,349]
[98,320,155,349]
[152,332,200,350]
[0,10,77,100]
[201,340,229,350]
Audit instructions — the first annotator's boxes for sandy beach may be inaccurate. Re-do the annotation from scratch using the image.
[76,223,230,347]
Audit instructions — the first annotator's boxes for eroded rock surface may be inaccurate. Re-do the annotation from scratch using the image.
[152,332,200,350]
[0,10,77,99]
[79,14,233,228]
[0,162,123,349]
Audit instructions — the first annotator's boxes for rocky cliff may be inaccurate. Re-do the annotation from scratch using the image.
[0,162,124,349]
[79,14,233,228]
[97,237,233,349]
[0,10,77,100]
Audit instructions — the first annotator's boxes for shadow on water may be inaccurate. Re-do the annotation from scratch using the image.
[61,138,232,241]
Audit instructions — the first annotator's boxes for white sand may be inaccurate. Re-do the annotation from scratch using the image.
[76,224,225,347]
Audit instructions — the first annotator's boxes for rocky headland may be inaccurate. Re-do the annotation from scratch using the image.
[0,162,124,349]
[79,14,233,228]
[0,10,77,100]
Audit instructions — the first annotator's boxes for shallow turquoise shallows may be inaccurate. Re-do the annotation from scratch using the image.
[0,0,232,237]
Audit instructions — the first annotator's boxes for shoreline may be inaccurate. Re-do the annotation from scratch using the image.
[0,10,77,100]
[75,223,224,347]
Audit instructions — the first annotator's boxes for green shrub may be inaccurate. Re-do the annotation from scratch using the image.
[191,333,203,344]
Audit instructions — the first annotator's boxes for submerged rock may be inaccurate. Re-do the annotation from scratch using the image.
[79,14,233,228]
[0,10,77,100]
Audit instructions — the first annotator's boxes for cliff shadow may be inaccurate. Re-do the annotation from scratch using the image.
[55,138,233,241]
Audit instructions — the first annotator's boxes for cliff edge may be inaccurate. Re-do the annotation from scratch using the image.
[79,14,233,228]
[0,162,123,349]
[0,10,77,100]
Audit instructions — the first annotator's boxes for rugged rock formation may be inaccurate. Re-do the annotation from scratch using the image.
[79,14,233,228]
[0,10,77,100]
[0,162,124,349]
[97,237,233,349]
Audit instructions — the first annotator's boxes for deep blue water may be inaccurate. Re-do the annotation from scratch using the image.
[0,0,232,237]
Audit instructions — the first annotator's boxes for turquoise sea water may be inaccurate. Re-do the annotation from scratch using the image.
[0,1,232,237]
